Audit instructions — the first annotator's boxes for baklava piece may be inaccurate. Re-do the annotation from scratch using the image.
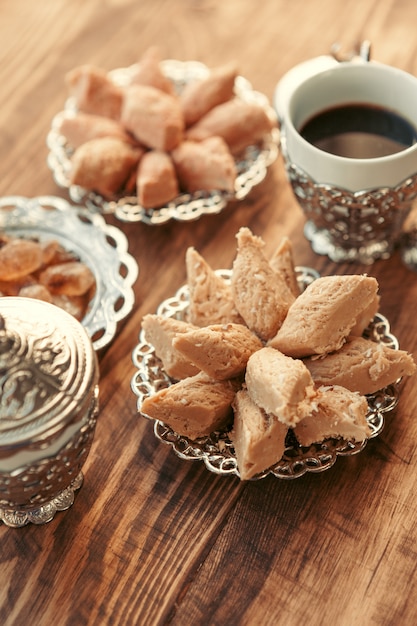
[140,372,241,439]
[121,83,184,151]
[231,227,295,341]
[269,274,379,358]
[180,62,238,127]
[269,236,300,297]
[141,314,200,380]
[171,136,237,193]
[186,247,244,327]
[231,389,288,480]
[245,347,317,428]
[136,150,179,208]
[70,136,143,197]
[186,98,276,154]
[173,322,263,380]
[130,46,175,95]
[66,64,124,120]
[294,384,371,446]
[304,336,416,395]
[58,112,135,148]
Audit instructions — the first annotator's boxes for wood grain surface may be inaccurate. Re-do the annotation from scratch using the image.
[1,1,417,625]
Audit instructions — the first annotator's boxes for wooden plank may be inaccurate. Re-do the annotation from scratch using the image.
[1,0,417,624]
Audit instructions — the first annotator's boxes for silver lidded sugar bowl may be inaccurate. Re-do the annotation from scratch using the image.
[0,297,99,527]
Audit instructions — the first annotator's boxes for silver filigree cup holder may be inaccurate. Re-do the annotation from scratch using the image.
[131,268,401,480]
[275,44,417,264]
[400,204,417,270]
[0,299,99,527]
[281,134,417,264]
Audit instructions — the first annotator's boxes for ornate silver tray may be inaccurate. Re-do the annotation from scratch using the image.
[0,195,138,350]
[47,59,279,225]
[131,268,400,480]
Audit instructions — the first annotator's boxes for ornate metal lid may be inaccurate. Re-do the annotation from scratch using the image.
[0,297,99,452]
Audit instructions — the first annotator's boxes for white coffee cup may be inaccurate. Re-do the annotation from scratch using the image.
[275,56,417,263]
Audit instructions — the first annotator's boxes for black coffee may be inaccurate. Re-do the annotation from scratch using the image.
[299,103,417,158]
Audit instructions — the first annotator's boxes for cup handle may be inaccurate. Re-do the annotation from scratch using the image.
[330,40,371,63]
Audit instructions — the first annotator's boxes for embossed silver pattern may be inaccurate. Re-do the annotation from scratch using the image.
[47,60,279,225]
[0,195,138,350]
[131,269,400,480]
[400,205,417,271]
[0,473,85,528]
[0,298,99,526]
[281,134,417,264]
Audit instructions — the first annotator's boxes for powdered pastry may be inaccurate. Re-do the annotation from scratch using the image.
[130,46,175,95]
[186,247,243,327]
[136,150,179,208]
[180,62,238,127]
[66,64,124,120]
[141,314,200,380]
[245,347,317,427]
[304,336,416,395]
[121,83,184,151]
[140,372,240,439]
[58,112,134,148]
[186,98,275,154]
[269,274,379,357]
[350,294,381,336]
[269,236,300,298]
[231,227,295,341]
[173,322,263,380]
[70,137,143,197]
[172,136,237,193]
[293,384,371,446]
[231,389,288,480]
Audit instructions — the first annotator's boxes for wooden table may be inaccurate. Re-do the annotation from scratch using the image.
[2,1,417,624]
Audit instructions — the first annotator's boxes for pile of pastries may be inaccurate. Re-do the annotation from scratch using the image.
[139,227,416,480]
[0,234,96,321]
[57,47,277,209]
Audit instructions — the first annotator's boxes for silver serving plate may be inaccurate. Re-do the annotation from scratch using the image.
[130,268,400,480]
[47,59,279,225]
[0,195,138,350]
